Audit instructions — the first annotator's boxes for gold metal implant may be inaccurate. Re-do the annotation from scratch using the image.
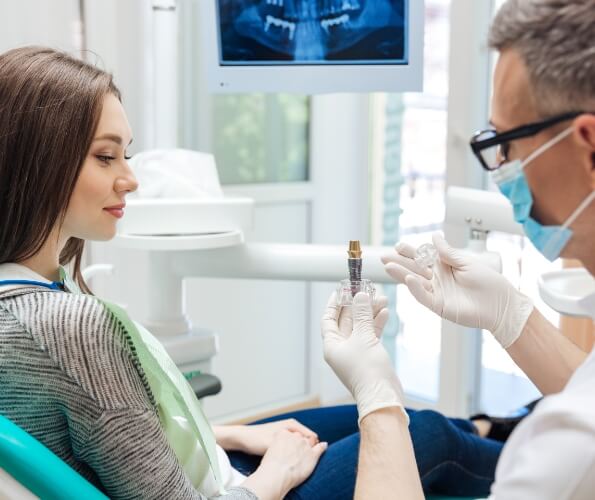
[348,240,362,259]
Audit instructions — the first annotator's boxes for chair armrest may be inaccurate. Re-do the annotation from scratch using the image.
[188,373,222,399]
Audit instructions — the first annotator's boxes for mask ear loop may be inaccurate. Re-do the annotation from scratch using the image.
[542,190,595,257]
[521,127,574,170]
[561,190,595,231]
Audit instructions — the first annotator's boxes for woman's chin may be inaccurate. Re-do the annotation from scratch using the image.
[85,227,118,242]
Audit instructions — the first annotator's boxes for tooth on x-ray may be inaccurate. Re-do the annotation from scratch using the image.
[321,14,350,33]
[264,14,296,40]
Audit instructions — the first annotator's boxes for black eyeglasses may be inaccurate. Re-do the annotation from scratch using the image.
[469,111,585,171]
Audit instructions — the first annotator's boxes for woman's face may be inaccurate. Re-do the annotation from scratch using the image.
[62,93,138,242]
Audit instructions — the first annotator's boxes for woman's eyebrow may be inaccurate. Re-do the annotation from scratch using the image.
[94,133,133,146]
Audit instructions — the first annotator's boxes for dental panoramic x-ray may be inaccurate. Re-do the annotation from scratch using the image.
[217,0,407,64]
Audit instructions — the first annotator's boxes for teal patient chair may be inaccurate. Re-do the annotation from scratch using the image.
[0,372,223,499]
[0,414,482,500]
[0,414,107,499]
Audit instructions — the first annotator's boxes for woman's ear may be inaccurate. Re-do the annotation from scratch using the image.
[573,114,595,189]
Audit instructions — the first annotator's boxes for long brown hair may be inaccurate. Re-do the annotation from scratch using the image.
[0,46,121,294]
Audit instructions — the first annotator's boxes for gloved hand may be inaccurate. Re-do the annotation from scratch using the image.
[381,233,534,348]
[321,292,407,424]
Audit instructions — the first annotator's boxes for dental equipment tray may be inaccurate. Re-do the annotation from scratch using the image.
[116,198,254,236]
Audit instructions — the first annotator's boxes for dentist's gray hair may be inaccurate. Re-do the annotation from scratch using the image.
[489,0,595,116]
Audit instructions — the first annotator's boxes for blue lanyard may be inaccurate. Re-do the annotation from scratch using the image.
[0,279,65,291]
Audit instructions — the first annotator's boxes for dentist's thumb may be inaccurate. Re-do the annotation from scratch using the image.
[352,292,375,335]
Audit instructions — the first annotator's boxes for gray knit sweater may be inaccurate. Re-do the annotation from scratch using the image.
[0,286,258,500]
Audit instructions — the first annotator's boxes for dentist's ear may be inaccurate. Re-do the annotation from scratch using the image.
[574,114,595,188]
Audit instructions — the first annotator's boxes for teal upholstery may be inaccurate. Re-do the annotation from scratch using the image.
[0,415,108,500]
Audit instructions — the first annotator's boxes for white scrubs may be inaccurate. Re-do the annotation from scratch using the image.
[489,303,595,499]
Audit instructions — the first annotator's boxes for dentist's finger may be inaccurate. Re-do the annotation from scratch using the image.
[395,241,418,259]
[381,240,417,262]
[384,262,433,290]
[373,295,388,316]
[373,307,390,338]
[337,303,353,338]
[382,253,433,280]
[432,233,469,269]
[404,274,434,311]
[321,292,341,334]
[352,293,375,334]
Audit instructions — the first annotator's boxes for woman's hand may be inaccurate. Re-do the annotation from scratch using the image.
[242,429,328,500]
[215,419,319,456]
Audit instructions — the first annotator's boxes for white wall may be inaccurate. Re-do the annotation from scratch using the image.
[83,0,155,153]
[0,0,80,52]
[0,0,155,153]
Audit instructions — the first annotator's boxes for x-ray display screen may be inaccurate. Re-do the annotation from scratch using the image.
[217,0,408,65]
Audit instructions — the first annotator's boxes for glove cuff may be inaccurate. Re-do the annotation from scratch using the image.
[493,290,534,349]
[357,402,409,427]
[355,379,408,426]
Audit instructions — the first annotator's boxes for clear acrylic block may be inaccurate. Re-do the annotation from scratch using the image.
[414,243,438,268]
[336,279,376,306]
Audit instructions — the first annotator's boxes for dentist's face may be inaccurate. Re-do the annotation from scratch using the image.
[490,49,594,258]
[62,93,138,242]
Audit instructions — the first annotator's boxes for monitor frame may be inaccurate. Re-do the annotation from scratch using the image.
[199,0,425,94]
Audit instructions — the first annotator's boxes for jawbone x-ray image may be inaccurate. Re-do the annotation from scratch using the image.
[218,0,407,64]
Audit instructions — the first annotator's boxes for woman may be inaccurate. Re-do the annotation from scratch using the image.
[0,46,515,500]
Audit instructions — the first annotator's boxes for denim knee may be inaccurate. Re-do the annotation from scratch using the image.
[409,410,462,463]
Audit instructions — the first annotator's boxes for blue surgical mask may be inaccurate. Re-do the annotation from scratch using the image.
[491,127,595,261]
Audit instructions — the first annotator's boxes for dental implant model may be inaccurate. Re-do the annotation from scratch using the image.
[414,243,438,269]
[348,240,362,286]
[337,240,375,306]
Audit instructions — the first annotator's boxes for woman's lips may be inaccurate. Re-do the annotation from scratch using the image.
[103,208,124,219]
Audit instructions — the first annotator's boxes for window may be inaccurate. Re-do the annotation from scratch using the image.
[370,0,451,402]
[212,94,310,185]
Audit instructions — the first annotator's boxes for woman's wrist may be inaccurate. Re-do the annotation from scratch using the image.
[213,425,243,451]
[241,466,289,500]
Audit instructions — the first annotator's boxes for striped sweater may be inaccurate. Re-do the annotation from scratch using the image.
[0,284,258,500]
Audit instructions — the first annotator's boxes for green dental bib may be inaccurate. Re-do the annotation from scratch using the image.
[59,269,224,494]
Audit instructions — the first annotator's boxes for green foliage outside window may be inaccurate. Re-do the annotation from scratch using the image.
[213,94,310,185]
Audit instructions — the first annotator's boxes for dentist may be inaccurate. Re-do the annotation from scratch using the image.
[322,0,595,498]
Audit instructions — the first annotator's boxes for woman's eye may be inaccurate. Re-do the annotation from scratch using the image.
[124,154,133,161]
[96,155,115,164]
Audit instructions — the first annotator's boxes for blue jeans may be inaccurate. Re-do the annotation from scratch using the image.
[228,405,502,499]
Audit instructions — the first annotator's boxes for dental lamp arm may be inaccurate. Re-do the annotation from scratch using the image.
[172,242,500,284]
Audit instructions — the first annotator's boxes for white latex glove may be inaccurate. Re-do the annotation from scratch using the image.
[382,233,534,349]
[321,292,407,424]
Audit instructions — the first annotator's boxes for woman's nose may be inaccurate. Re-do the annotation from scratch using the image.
[122,175,139,194]
[116,168,139,194]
